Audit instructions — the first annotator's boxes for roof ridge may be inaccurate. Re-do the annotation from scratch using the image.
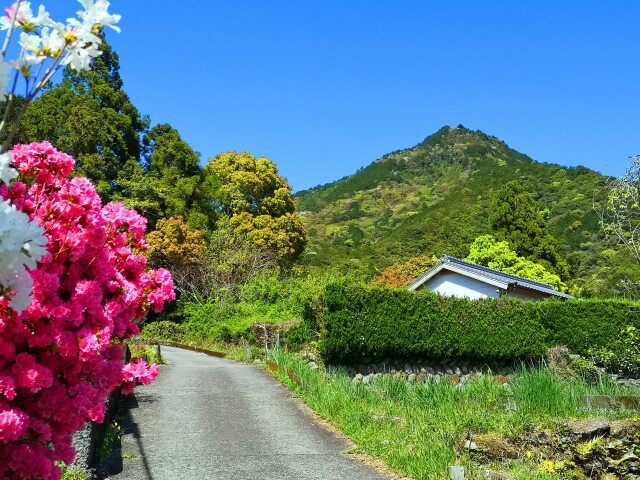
[440,255,556,290]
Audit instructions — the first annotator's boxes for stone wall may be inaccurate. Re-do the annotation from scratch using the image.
[71,390,120,474]
[327,357,517,386]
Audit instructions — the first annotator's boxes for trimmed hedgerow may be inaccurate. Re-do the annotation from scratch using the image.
[318,283,640,363]
[537,299,640,356]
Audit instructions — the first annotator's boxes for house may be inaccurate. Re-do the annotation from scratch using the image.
[407,255,573,301]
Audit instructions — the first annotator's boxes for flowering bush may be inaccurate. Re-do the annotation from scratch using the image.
[0,142,175,479]
[0,0,121,313]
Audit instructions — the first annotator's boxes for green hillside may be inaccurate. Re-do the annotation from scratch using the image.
[295,126,637,297]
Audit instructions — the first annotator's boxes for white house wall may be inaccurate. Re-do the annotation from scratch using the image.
[418,271,501,299]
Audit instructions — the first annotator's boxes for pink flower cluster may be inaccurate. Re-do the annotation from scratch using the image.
[0,142,175,479]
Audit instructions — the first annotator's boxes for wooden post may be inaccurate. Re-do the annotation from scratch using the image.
[156,343,161,360]
[275,333,281,349]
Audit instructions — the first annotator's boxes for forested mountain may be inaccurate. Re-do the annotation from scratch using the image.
[295,126,637,297]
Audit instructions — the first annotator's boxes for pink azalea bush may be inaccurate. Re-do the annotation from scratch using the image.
[0,142,175,479]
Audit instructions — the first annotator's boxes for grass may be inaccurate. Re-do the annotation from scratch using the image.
[270,351,640,480]
[59,466,88,480]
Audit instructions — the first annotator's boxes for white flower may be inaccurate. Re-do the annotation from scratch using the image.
[1,267,34,314]
[0,152,17,184]
[76,0,120,33]
[61,33,102,71]
[0,2,50,32]
[19,31,41,52]
[0,199,47,313]
[39,27,65,55]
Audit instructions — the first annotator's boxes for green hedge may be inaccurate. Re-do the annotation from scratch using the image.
[318,283,640,363]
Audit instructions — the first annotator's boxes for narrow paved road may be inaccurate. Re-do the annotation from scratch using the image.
[110,346,391,480]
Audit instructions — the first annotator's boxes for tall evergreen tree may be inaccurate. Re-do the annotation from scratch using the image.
[489,180,569,278]
[16,34,148,199]
[116,124,216,231]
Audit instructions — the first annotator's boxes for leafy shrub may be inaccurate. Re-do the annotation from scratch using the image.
[317,283,640,364]
[319,283,547,362]
[590,326,640,376]
[60,466,88,480]
[140,321,187,342]
[129,344,164,365]
[538,300,640,356]
[283,320,314,351]
[570,357,601,385]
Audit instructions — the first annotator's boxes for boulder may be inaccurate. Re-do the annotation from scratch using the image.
[568,418,610,439]
[449,466,465,480]
[481,470,514,480]
[610,419,640,438]
[469,434,519,460]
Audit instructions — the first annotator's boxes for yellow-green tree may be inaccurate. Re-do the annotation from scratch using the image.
[147,216,208,267]
[466,235,568,292]
[146,216,209,302]
[206,151,306,261]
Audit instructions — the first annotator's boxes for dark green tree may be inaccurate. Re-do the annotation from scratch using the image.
[116,124,216,231]
[489,180,570,278]
[16,34,148,199]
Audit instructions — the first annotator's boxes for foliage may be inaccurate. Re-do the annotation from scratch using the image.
[590,325,640,376]
[370,255,438,288]
[17,35,148,200]
[139,320,188,343]
[598,156,640,296]
[98,419,122,460]
[59,466,88,480]
[319,283,547,362]
[129,344,165,365]
[116,124,216,231]
[316,283,640,363]
[207,151,306,261]
[489,181,569,278]
[272,350,635,480]
[295,126,635,297]
[147,216,208,268]
[466,235,567,292]
[535,299,640,356]
[146,216,208,300]
[570,357,601,385]
[144,267,341,347]
[203,217,278,301]
[0,142,174,479]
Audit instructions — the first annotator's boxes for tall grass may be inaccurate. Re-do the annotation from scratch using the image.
[271,352,638,480]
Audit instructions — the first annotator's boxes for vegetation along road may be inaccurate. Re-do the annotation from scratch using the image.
[112,346,391,480]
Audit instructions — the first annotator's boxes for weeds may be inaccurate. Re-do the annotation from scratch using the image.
[271,351,639,479]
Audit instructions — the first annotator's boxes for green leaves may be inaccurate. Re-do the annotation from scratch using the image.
[206,151,306,261]
[489,181,570,279]
[317,283,640,363]
[466,235,567,292]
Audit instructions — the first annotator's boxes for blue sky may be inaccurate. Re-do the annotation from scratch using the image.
[50,1,639,191]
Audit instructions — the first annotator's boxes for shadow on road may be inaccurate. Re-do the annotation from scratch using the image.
[100,393,156,480]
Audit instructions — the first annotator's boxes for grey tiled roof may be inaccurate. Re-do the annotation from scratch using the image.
[409,255,574,299]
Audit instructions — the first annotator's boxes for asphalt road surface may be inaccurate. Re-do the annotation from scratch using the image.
[110,346,391,480]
